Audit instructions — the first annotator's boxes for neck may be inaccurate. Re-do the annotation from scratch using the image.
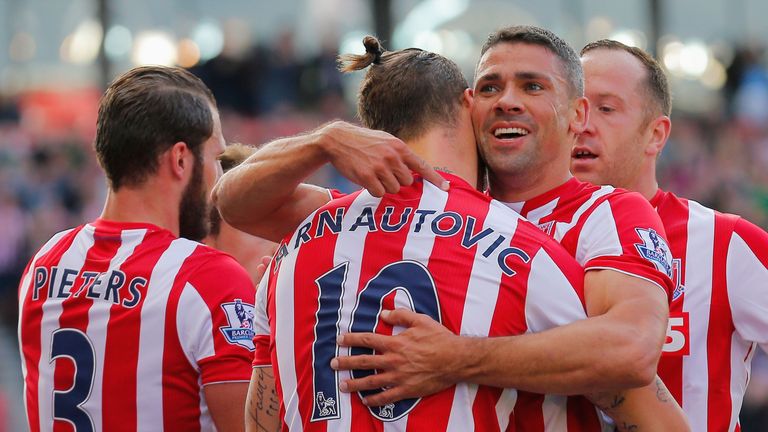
[407,126,478,189]
[100,180,181,236]
[629,163,660,201]
[488,148,573,203]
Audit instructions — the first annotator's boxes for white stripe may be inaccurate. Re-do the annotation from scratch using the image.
[401,181,447,261]
[177,284,215,367]
[726,230,768,430]
[495,388,517,431]
[82,227,146,429]
[727,231,768,349]
[326,191,380,431]
[552,186,614,243]
[273,226,304,431]
[17,228,74,428]
[525,197,559,225]
[542,394,568,432]
[574,200,622,266]
[525,249,586,332]
[198,375,215,432]
[681,201,714,432]
[135,239,198,431]
[38,227,94,431]
[446,384,477,431]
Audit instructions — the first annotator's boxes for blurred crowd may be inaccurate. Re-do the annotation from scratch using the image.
[2,34,768,429]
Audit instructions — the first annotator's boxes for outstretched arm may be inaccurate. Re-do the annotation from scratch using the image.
[333,269,669,404]
[213,121,447,242]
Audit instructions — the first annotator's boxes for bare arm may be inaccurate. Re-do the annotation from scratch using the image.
[245,367,281,432]
[213,120,447,242]
[333,269,669,405]
[587,377,690,431]
[204,382,250,432]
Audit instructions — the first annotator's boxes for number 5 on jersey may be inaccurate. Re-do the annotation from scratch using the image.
[662,312,690,356]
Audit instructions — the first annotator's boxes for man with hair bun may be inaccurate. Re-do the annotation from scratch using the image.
[219,35,687,430]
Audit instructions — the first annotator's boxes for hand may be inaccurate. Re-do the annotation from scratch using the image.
[318,121,449,197]
[254,255,272,285]
[331,309,461,406]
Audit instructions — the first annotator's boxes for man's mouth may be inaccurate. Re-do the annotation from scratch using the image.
[572,149,597,159]
[493,127,529,140]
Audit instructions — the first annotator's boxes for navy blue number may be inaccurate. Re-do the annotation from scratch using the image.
[312,260,440,422]
[50,328,95,432]
[311,263,348,421]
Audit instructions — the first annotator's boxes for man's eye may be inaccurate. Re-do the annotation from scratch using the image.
[479,84,498,93]
[599,106,615,113]
[526,83,543,91]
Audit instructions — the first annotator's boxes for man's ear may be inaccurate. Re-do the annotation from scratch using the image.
[167,141,191,180]
[646,115,671,157]
[569,96,589,135]
[463,88,474,107]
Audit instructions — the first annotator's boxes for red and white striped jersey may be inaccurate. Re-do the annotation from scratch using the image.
[17,219,256,432]
[502,177,675,297]
[653,190,768,432]
[253,173,604,431]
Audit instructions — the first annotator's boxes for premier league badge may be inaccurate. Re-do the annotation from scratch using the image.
[219,299,256,350]
[634,228,673,278]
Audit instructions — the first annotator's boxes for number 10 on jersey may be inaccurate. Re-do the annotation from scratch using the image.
[311,260,442,422]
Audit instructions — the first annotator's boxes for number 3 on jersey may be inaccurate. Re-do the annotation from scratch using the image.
[662,312,690,356]
[312,260,441,422]
[50,328,96,431]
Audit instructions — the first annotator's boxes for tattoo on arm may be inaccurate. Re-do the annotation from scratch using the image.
[655,376,670,403]
[248,368,281,432]
[433,166,453,174]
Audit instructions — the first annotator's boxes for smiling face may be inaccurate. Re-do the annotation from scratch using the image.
[471,42,585,199]
[574,48,655,188]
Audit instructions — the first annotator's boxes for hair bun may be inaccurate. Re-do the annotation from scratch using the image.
[363,36,384,64]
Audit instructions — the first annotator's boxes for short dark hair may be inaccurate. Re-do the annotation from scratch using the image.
[95,66,217,190]
[581,40,671,117]
[337,36,468,141]
[480,25,584,97]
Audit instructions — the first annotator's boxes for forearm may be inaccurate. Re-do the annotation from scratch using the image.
[246,367,281,432]
[456,313,661,394]
[587,376,690,431]
[213,127,331,241]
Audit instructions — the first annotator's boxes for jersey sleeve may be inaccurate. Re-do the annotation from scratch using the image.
[727,218,768,354]
[252,260,273,367]
[524,243,588,332]
[579,192,675,299]
[177,254,257,384]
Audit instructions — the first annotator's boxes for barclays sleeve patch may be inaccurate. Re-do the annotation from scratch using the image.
[219,299,256,351]
[634,228,673,278]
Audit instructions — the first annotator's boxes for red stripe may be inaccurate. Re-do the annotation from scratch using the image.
[656,192,690,405]
[566,396,601,431]
[53,226,120,432]
[20,228,83,432]
[101,231,167,431]
[514,392,545,431]
[706,214,737,432]
[163,246,204,432]
[266,241,285,428]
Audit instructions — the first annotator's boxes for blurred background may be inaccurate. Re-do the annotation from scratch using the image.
[2,0,768,430]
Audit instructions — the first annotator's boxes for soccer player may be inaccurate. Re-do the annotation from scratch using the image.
[574,39,768,432]
[204,143,277,283]
[324,26,679,421]
[17,66,256,431]
[221,36,688,431]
